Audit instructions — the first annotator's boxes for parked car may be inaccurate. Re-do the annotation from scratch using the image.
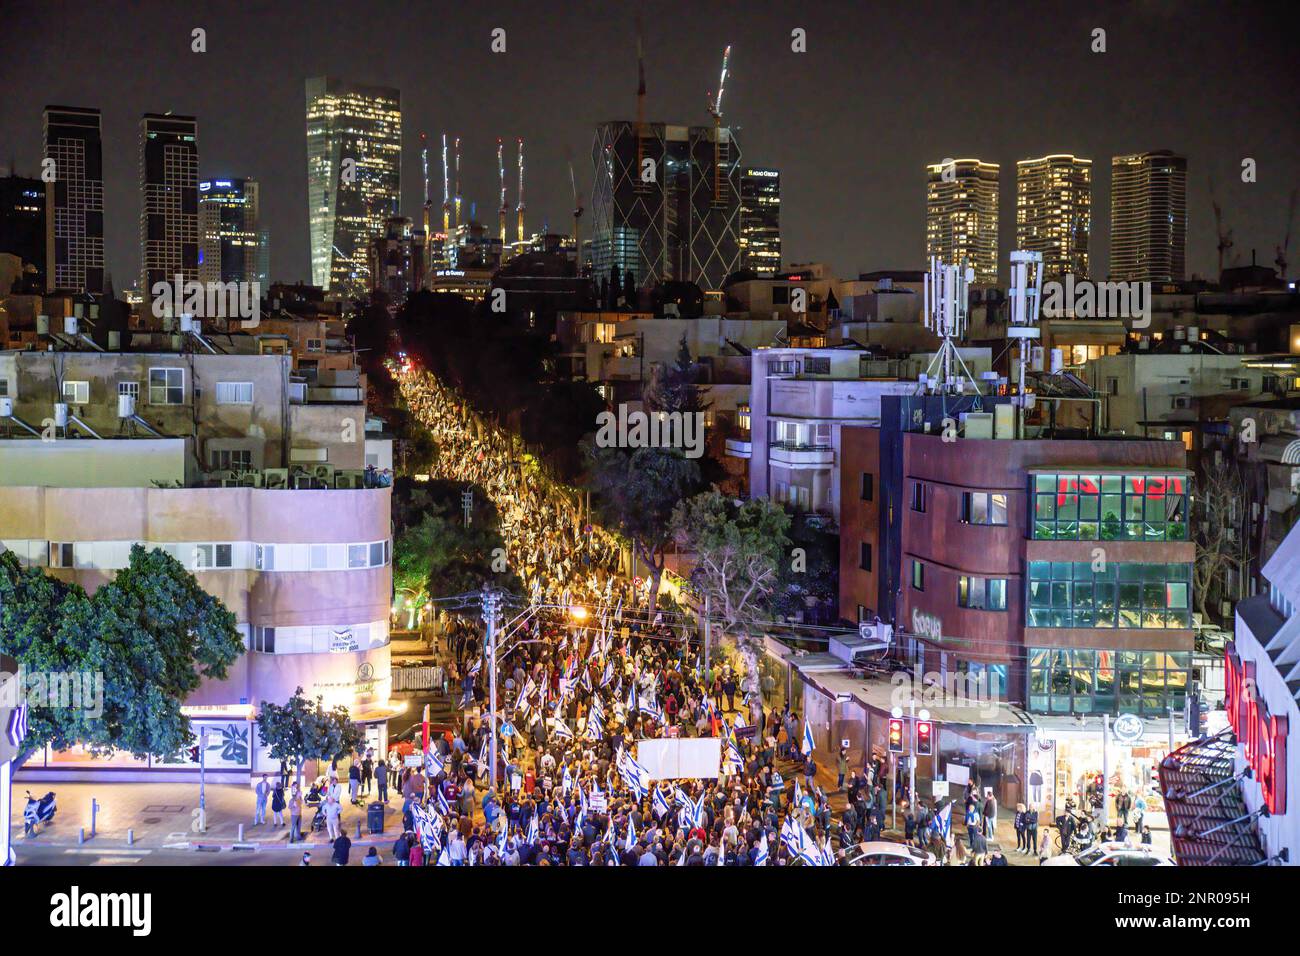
[1042,841,1174,867]
[836,841,937,866]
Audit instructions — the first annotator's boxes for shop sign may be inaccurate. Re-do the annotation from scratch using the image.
[911,608,942,642]
[1226,644,1288,814]
[1112,713,1144,743]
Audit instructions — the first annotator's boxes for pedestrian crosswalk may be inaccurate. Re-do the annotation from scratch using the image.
[62,847,154,865]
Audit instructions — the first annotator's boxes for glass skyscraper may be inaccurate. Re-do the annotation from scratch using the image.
[925,158,999,285]
[44,105,104,293]
[305,77,401,301]
[199,177,267,287]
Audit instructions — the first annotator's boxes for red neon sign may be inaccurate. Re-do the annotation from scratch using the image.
[1225,645,1288,814]
[1054,475,1184,506]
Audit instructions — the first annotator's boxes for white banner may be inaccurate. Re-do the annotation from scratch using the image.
[635,738,722,780]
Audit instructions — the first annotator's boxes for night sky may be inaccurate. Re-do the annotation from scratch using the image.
[1,0,1297,288]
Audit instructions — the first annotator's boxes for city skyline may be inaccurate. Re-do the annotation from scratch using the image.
[1,0,1296,289]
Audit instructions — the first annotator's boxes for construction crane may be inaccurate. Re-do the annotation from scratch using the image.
[441,133,452,237]
[497,138,508,250]
[1209,174,1235,278]
[635,17,647,189]
[453,137,462,229]
[706,45,731,207]
[516,137,526,246]
[1276,188,1297,280]
[568,153,583,249]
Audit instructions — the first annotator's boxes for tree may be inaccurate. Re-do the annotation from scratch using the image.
[256,686,367,790]
[770,514,839,621]
[671,491,791,695]
[0,545,244,767]
[585,442,701,609]
[1193,458,1250,623]
[644,333,711,416]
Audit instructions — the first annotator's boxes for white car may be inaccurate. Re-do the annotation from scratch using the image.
[837,841,937,866]
[1042,841,1173,867]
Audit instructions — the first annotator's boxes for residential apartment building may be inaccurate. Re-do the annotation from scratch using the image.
[139,113,200,295]
[926,159,999,285]
[1110,150,1187,283]
[1016,154,1092,280]
[43,105,104,294]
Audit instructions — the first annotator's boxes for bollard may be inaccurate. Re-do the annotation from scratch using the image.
[238,823,244,842]
[90,798,100,837]
[355,821,362,839]
[127,829,134,846]
[78,827,85,845]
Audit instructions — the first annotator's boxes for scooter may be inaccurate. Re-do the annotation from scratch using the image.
[23,790,57,836]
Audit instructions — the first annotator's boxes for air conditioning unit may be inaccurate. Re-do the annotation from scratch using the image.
[263,468,289,490]
[311,464,335,484]
[208,470,234,483]
[221,478,242,488]
[335,470,365,489]
[293,474,315,489]
[1173,396,1192,410]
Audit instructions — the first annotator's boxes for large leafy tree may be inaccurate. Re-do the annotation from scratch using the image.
[671,491,791,696]
[256,686,367,790]
[0,545,243,766]
[585,442,700,610]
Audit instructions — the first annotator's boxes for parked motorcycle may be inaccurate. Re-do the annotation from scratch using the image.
[23,790,57,836]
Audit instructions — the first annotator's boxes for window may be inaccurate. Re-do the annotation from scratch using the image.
[1031,473,1187,542]
[118,381,140,400]
[149,367,185,404]
[1026,561,1192,629]
[210,449,253,471]
[772,286,790,305]
[49,542,74,568]
[803,357,830,375]
[962,491,1008,525]
[912,560,925,591]
[1027,646,1189,716]
[860,473,874,501]
[62,381,89,404]
[306,338,323,352]
[254,544,275,571]
[215,381,254,404]
[191,544,233,569]
[736,404,751,432]
[911,481,926,513]
[958,576,1008,610]
[251,627,276,653]
[0,379,8,396]
[348,544,369,569]
[859,542,872,572]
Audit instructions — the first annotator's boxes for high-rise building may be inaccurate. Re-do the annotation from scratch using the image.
[199,177,268,287]
[305,77,401,301]
[740,167,781,275]
[1015,154,1092,279]
[925,159,999,285]
[43,105,104,293]
[0,175,49,289]
[1109,150,1187,283]
[590,120,741,292]
[139,113,199,296]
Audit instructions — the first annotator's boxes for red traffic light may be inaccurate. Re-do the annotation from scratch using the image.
[887,718,905,753]
[915,720,934,756]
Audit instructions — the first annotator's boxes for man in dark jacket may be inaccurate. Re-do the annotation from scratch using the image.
[332,832,352,866]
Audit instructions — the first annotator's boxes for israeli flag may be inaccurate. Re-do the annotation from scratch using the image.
[526,812,539,845]
[652,786,671,819]
[716,841,726,866]
[562,764,573,793]
[497,823,508,856]
[552,717,573,740]
[436,843,451,866]
[468,658,481,680]
[674,786,692,811]
[820,839,836,867]
[801,720,815,757]
[579,666,592,693]
[435,786,451,817]
[624,816,637,852]
[691,795,707,829]
[755,832,770,866]
[601,660,613,687]
[425,747,444,778]
[793,778,804,807]
[935,802,952,841]
[626,681,637,715]
[476,736,489,778]
[585,698,604,740]
[603,817,616,845]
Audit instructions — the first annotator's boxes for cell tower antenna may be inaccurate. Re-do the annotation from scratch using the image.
[516,137,526,245]
[1007,249,1044,435]
[454,137,462,228]
[919,256,981,397]
[497,138,507,251]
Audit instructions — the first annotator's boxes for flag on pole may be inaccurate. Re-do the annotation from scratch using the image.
[755,832,770,866]
[526,812,539,845]
[562,764,573,793]
[801,720,815,757]
[425,746,444,779]
[624,816,637,852]
[652,786,671,819]
[435,785,450,817]
[935,802,952,843]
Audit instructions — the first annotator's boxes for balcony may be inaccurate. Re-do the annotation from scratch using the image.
[769,441,834,467]
[725,437,752,459]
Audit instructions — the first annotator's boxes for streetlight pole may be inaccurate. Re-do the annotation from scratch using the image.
[482,587,502,792]
[198,728,208,833]
[702,591,711,675]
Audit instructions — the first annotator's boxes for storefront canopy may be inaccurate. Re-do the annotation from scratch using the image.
[1158,730,1268,866]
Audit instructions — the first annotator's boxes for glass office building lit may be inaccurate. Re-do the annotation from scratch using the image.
[925,158,999,285]
[1015,154,1092,280]
[199,177,268,286]
[305,77,401,301]
[1109,150,1187,283]
[740,167,781,276]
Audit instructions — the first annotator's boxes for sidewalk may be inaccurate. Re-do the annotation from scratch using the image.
[7,780,404,853]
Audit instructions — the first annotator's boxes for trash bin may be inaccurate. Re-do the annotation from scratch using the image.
[367,802,385,834]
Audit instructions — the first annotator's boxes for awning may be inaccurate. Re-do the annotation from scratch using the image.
[1157,729,1267,865]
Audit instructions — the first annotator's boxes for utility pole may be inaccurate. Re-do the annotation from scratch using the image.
[482,587,502,792]
[1101,714,1111,832]
[702,591,711,674]
[197,727,208,833]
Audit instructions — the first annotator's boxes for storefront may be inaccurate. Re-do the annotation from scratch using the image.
[1031,714,1189,837]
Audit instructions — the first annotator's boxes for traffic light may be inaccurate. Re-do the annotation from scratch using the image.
[887,718,905,754]
[188,745,200,763]
[915,720,934,756]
